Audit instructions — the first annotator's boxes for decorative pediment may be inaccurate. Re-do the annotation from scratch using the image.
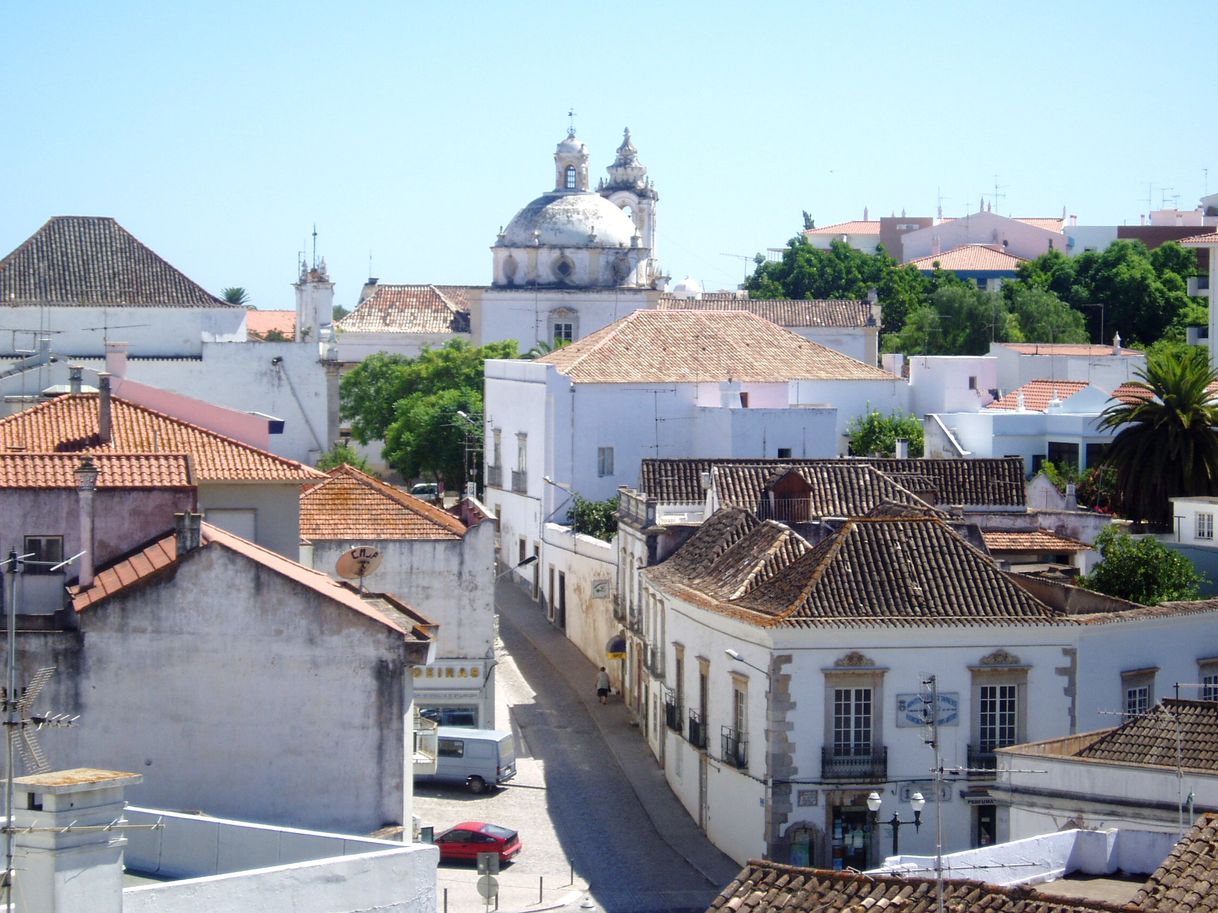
[835,651,876,668]
[980,648,1022,666]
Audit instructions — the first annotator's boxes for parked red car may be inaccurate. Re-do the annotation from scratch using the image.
[434,822,522,865]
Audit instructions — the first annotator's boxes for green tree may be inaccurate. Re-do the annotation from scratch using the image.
[567,495,619,541]
[1079,526,1204,605]
[339,340,519,484]
[316,442,372,474]
[845,408,924,457]
[1005,286,1088,344]
[222,287,249,306]
[1097,347,1218,528]
[882,285,1017,355]
[332,304,351,322]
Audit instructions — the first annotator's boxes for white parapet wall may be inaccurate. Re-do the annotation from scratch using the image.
[122,807,437,913]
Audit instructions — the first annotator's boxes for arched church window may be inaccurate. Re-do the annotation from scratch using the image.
[565,166,577,190]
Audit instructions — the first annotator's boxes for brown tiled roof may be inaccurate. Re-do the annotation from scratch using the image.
[1111,380,1218,405]
[996,343,1143,357]
[908,244,1028,271]
[0,452,194,488]
[337,285,473,334]
[988,380,1093,412]
[1180,232,1218,247]
[536,310,896,383]
[648,510,1066,628]
[246,309,296,339]
[639,457,1027,508]
[982,530,1088,553]
[0,216,232,308]
[802,220,880,235]
[657,295,873,329]
[0,394,322,483]
[70,522,435,641]
[1016,217,1066,232]
[1134,813,1218,913]
[300,464,465,540]
[710,860,1124,913]
[712,463,933,518]
[1076,700,1218,770]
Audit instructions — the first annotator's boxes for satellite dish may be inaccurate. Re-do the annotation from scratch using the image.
[336,545,383,583]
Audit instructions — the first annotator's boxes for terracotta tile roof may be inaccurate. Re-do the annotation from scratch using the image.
[1111,380,1218,405]
[639,458,1027,508]
[996,343,1143,357]
[1134,813,1218,913]
[70,522,435,641]
[657,295,872,329]
[988,380,1094,412]
[536,310,896,383]
[908,244,1028,272]
[1076,700,1218,771]
[0,216,232,308]
[802,220,880,235]
[0,452,194,488]
[337,285,473,334]
[1179,231,1218,247]
[648,510,1066,628]
[712,463,933,518]
[982,530,1088,553]
[246,309,295,339]
[0,394,322,483]
[711,860,1121,913]
[1016,217,1066,232]
[300,464,466,540]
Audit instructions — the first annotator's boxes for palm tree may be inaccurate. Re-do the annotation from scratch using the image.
[222,286,249,306]
[1098,347,1218,529]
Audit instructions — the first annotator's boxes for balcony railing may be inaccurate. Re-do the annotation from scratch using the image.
[967,744,999,776]
[688,710,708,750]
[486,465,503,487]
[721,727,748,769]
[821,746,887,781]
[511,470,528,494]
[665,701,682,734]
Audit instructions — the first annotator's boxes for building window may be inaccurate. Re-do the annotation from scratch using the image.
[1199,659,1218,701]
[22,535,63,575]
[492,429,502,466]
[553,321,574,342]
[968,375,978,390]
[1046,441,1080,470]
[517,433,527,473]
[518,536,527,565]
[554,260,573,281]
[1122,668,1156,717]
[832,688,872,756]
[978,684,1017,752]
[597,447,614,477]
[1085,442,1108,468]
[565,165,577,190]
[1198,513,1214,541]
[674,647,685,715]
[777,448,792,459]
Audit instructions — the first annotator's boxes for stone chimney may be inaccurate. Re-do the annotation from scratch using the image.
[895,439,910,459]
[75,456,100,589]
[1112,332,1122,355]
[104,341,128,378]
[97,373,112,444]
[11,768,142,913]
[175,512,203,554]
[68,365,83,394]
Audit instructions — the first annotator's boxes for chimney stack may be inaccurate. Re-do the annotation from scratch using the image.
[104,341,128,378]
[175,512,203,554]
[75,456,100,589]
[1112,332,1122,355]
[895,439,910,459]
[97,373,112,444]
[68,365,83,395]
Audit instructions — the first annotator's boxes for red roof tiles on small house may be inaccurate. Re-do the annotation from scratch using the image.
[987,380,1093,412]
[982,530,1088,553]
[246,309,296,340]
[535,310,896,383]
[908,244,1028,272]
[0,394,323,483]
[0,452,194,488]
[301,465,466,540]
[1180,231,1218,247]
[337,285,473,334]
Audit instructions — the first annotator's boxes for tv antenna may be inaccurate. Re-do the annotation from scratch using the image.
[335,545,382,594]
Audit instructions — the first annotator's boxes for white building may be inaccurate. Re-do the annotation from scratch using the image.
[336,283,474,361]
[988,341,1146,393]
[899,211,1066,263]
[637,506,1218,868]
[301,465,498,727]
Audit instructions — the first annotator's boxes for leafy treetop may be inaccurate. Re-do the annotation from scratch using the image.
[1078,526,1205,605]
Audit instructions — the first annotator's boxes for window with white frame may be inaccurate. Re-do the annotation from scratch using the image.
[516,433,527,474]
[970,651,1028,760]
[597,446,614,477]
[565,165,577,190]
[1199,659,1218,701]
[553,321,574,342]
[978,684,1017,752]
[733,679,747,736]
[1198,512,1214,540]
[492,429,502,466]
[832,687,872,756]
[22,535,63,575]
[1122,667,1156,716]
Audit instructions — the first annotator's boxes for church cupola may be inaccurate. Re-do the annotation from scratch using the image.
[554,129,590,193]
[602,128,649,194]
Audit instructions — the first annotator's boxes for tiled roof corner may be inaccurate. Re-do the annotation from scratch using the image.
[1134,812,1218,913]
[988,380,1094,412]
[337,285,474,334]
[300,464,467,540]
[1076,699,1218,771]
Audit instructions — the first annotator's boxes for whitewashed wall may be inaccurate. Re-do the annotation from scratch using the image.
[541,524,618,675]
[989,345,1147,394]
[907,356,997,415]
[902,214,1063,263]
[0,306,246,357]
[474,288,656,350]
[789,377,910,453]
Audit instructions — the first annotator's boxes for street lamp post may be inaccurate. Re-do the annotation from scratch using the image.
[867,790,926,857]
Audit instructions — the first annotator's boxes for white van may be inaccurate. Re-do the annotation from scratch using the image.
[416,727,516,794]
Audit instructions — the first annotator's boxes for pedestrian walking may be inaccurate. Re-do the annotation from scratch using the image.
[596,667,611,704]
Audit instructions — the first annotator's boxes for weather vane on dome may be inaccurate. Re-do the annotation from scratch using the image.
[567,107,577,136]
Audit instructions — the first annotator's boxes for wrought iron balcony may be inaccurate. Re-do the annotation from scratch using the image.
[688,710,708,750]
[665,701,682,734]
[821,746,887,781]
[721,727,748,769]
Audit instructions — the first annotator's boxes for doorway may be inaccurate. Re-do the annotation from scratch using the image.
[556,570,567,630]
[975,804,997,847]
[831,806,871,871]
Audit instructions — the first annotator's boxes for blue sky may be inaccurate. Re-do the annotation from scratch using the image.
[4,1,1215,310]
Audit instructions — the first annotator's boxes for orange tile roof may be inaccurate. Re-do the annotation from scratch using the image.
[0,394,322,483]
[1180,231,1218,246]
[908,244,1028,271]
[301,465,466,540]
[0,452,194,488]
[802,220,880,236]
[657,295,872,328]
[1015,217,1066,232]
[246,309,296,339]
[70,522,436,641]
[987,380,1092,412]
[982,530,1088,552]
[536,309,897,383]
[1111,380,1218,405]
[997,343,1143,357]
[337,285,473,334]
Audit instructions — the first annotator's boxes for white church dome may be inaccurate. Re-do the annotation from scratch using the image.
[500,192,638,249]
[669,276,703,299]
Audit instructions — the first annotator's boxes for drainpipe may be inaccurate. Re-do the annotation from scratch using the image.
[75,456,99,589]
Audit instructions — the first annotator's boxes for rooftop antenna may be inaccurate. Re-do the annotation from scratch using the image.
[312,224,318,270]
[1160,187,1177,210]
[1143,182,1156,219]
[720,253,754,286]
[336,545,383,595]
[567,107,577,136]
[983,175,1007,214]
